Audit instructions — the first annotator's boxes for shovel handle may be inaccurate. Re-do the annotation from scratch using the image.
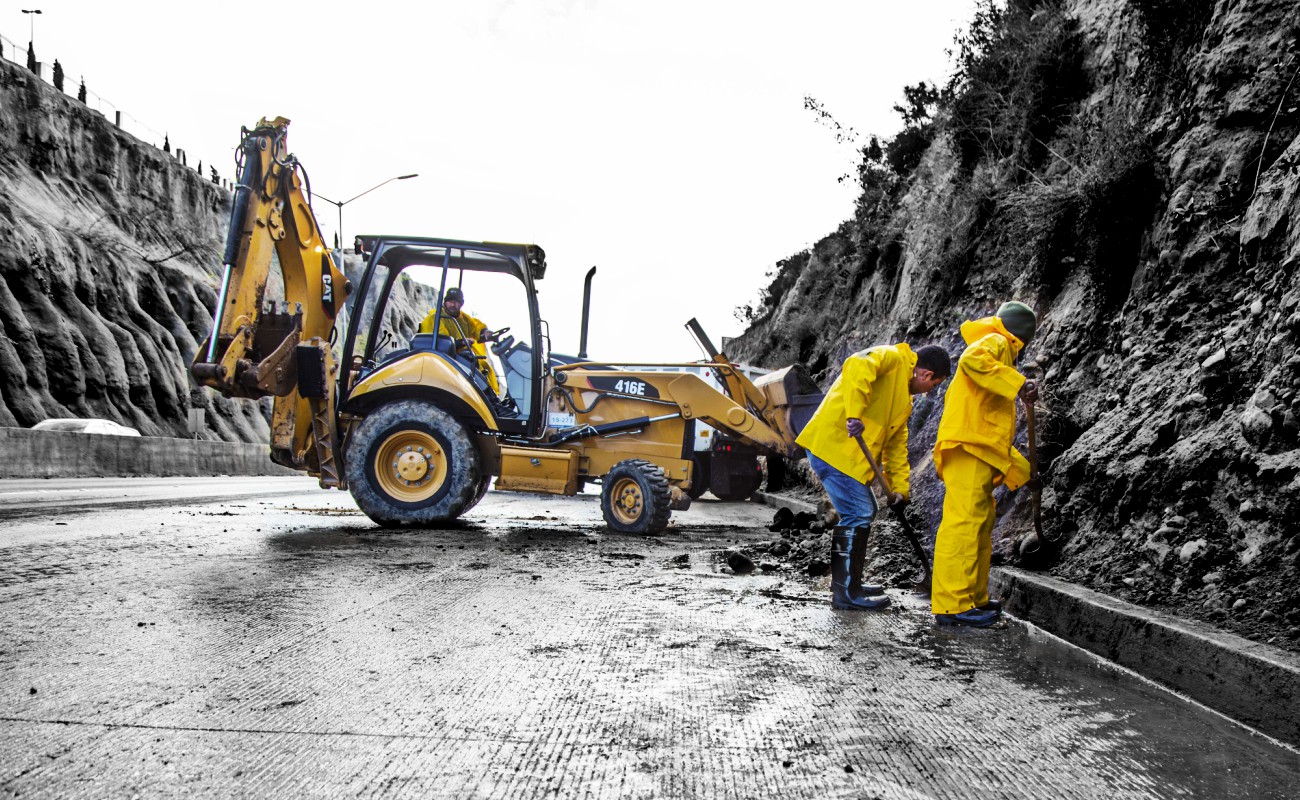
[854,434,933,587]
[853,435,894,497]
[1024,399,1045,545]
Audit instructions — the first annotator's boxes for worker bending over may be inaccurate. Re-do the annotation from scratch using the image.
[419,287,501,394]
[797,343,952,610]
[931,301,1039,628]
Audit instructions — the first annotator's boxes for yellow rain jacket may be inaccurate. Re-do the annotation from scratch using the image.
[418,309,500,394]
[933,316,1030,490]
[795,343,916,498]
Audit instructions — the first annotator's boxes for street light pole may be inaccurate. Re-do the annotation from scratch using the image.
[21,9,41,44]
[310,173,418,256]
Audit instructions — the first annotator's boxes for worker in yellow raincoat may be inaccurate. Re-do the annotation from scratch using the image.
[419,287,502,395]
[797,343,952,610]
[931,301,1039,628]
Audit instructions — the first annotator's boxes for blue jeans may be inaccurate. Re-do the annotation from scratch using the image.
[807,451,877,528]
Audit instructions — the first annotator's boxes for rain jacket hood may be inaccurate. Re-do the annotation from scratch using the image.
[961,316,1025,355]
[934,316,1030,489]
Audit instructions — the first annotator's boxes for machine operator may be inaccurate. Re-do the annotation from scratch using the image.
[419,287,502,394]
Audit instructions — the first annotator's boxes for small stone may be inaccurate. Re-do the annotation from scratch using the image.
[1233,289,1247,303]
[29,687,36,695]
[1179,539,1206,563]
[1196,344,1212,361]
[1241,406,1273,436]
[1261,610,1279,622]
[1153,525,1180,538]
[1121,338,1133,354]
[844,765,856,774]
[1232,598,1248,611]
[1122,577,1137,587]
[1251,298,1265,317]
[1187,393,1207,406]
[726,551,755,574]
[1203,571,1222,584]
[1251,389,1277,409]
[759,562,781,572]
[1201,348,1228,370]
[1166,516,1188,529]
[1289,627,1300,639]
[1240,499,1256,515]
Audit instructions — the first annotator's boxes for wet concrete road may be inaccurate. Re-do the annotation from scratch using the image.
[1,477,1298,798]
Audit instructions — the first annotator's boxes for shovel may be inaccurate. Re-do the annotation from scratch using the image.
[1017,401,1048,556]
[853,434,933,591]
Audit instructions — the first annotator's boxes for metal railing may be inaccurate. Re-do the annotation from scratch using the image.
[0,31,233,192]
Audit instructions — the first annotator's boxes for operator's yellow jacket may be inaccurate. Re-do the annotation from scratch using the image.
[796,343,916,498]
[417,309,499,393]
[933,316,1031,489]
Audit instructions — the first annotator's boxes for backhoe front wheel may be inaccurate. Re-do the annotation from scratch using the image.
[345,400,482,527]
[601,459,672,534]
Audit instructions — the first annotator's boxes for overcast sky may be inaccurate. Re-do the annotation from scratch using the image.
[5,1,978,363]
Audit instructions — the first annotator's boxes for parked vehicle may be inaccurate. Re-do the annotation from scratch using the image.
[32,419,142,437]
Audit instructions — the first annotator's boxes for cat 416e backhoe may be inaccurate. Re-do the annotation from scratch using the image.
[191,117,821,533]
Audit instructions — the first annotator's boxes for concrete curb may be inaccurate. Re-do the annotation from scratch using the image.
[0,427,295,479]
[991,567,1300,747]
[756,490,1300,747]
[752,490,818,516]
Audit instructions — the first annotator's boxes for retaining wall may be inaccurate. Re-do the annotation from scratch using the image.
[0,427,295,479]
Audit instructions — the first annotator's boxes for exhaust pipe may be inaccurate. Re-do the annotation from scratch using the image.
[578,266,596,359]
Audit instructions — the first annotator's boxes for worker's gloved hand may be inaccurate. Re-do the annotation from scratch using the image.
[887,492,908,510]
[1019,379,1039,403]
[846,417,864,438]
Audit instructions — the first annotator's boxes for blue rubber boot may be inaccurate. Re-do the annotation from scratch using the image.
[831,528,890,610]
[934,608,1000,628]
[978,599,1003,613]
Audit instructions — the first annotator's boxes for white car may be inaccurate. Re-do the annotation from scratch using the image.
[32,418,142,437]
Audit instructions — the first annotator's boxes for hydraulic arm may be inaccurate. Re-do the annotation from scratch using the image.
[191,117,352,486]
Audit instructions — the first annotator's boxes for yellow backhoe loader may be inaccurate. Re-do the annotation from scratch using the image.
[191,117,821,533]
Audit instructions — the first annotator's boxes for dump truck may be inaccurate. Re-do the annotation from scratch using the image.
[191,117,821,533]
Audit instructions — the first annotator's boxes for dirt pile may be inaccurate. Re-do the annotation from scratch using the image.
[730,0,1300,649]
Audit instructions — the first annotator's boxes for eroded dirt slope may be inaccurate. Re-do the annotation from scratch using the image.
[0,58,273,440]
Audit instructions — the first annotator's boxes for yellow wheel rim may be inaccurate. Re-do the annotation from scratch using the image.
[374,429,447,503]
[610,477,645,526]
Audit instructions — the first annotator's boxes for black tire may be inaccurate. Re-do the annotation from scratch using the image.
[601,459,672,534]
[712,479,761,502]
[463,475,492,512]
[345,399,481,527]
[686,455,710,500]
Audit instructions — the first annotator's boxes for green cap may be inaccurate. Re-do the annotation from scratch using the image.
[997,301,1037,343]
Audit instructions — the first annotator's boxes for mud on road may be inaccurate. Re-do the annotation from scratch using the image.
[0,478,1297,798]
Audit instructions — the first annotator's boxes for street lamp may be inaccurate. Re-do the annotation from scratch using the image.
[21,9,41,44]
[310,173,418,254]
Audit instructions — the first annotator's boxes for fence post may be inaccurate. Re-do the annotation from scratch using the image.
[114,110,121,127]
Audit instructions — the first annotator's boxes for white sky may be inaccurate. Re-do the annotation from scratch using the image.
[5,1,978,363]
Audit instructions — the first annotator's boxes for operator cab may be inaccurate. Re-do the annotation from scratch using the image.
[340,238,548,436]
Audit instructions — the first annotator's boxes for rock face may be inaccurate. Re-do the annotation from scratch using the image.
[732,0,1300,649]
[0,58,275,440]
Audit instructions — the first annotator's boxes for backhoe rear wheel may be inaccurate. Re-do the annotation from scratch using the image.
[601,459,672,534]
[345,399,481,527]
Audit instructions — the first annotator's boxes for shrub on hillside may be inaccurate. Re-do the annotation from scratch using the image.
[946,0,1090,174]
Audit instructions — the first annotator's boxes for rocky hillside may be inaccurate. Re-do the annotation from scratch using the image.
[0,57,277,441]
[732,0,1300,650]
